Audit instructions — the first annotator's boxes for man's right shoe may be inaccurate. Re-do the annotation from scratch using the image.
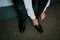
[19,20,26,33]
[34,24,43,33]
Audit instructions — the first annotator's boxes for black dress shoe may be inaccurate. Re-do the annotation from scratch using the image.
[34,24,43,33]
[19,20,26,33]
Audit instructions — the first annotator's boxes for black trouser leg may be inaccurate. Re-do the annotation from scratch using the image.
[32,0,48,33]
[16,5,27,33]
[18,11,27,23]
[34,0,48,19]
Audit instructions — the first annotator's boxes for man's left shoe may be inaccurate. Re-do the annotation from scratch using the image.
[19,20,26,33]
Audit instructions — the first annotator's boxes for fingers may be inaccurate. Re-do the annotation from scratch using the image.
[32,18,38,26]
[32,12,46,26]
[40,12,46,21]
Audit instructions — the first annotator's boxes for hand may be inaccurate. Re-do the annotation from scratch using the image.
[32,18,38,26]
[40,11,46,21]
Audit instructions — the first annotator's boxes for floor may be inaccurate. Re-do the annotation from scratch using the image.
[0,2,60,40]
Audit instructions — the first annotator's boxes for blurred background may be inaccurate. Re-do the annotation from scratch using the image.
[0,0,60,40]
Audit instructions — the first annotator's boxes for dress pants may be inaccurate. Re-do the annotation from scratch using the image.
[32,0,48,19]
[16,0,48,22]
